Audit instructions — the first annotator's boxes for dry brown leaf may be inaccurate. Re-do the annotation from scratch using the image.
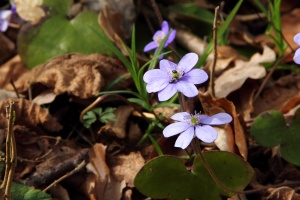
[0,33,15,64]
[32,90,57,105]
[8,54,130,99]
[0,90,22,102]
[15,0,45,24]
[198,91,248,160]
[264,187,300,200]
[0,55,28,88]
[214,44,276,98]
[86,143,125,200]
[99,105,135,139]
[108,151,145,187]
[0,98,62,131]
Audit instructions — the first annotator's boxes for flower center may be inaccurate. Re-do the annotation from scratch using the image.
[184,113,201,126]
[169,70,185,83]
[190,116,198,125]
[154,32,166,45]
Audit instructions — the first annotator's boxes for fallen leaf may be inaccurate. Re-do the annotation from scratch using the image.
[0,98,62,132]
[199,91,248,160]
[264,187,300,200]
[214,44,276,98]
[8,54,130,99]
[32,90,57,105]
[15,0,45,24]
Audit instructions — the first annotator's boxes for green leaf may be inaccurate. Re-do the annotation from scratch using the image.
[251,109,300,166]
[11,182,51,200]
[134,151,254,200]
[18,11,113,68]
[83,111,97,128]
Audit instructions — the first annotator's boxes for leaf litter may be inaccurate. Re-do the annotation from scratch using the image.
[1,0,300,199]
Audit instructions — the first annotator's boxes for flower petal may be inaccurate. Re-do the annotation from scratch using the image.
[0,20,9,32]
[153,30,164,40]
[165,30,176,47]
[177,52,198,72]
[294,33,300,46]
[294,48,300,64]
[143,69,168,83]
[174,127,194,149]
[182,69,208,84]
[158,84,177,101]
[201,113,232,125]
[0,10,12,20]
[163,122,191,137]
[175,81,198,97]
[144,41,158,52]
[170,112,190,122]
[160,59,177,72]
[161,21,169,34]
[195,125,218,143]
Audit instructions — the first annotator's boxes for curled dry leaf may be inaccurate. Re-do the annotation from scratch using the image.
[86,143,125,200]
[9,54,130,99]
[0,55,28,89]
[198,91,247,160]
[264,187,300,200]
[15,0,45,24]
[99,105,135,139]
[0,98,62,132]
[214,44,276,98]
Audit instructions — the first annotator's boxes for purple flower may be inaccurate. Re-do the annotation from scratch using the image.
[163,112,232,149]
[294,33,300,64]
[144,20,176,52]
[0,6,15,32]
[143,52,208,101]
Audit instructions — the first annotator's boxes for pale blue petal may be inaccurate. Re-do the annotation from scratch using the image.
[158,84,177,101]
[160,59,177,72]
[143,69,167,83]
[294,33,300,46]
[175,81,198,97]
[174,127,194,149]
[195,125,218,143]
[0,10,12,19]
[144,41,158,52]
[161,21,169,34]
[170,112,190,122]
[153,30,164,40]
[200,113,232,125]
[146,80,169,93]
[163,122,191,137]
[0,20,9,32]
[177,53,198,72]
[165,30,176,46]
[294,48,300,64]
[182,69,208,84]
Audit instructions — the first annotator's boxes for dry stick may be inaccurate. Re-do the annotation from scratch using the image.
[210,6,220,98]
[0,102,17,200]
[150,0,163,25]
[253,52,291,102]
[43,160,86,192]
[9,80,19,99]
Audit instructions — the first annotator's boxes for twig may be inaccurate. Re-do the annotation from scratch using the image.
[210,6,220,98]
[253,52,291,102]
[0,101,17,200]
[150,0,163,24]
[43,160,86,192]
[9,80,19,99]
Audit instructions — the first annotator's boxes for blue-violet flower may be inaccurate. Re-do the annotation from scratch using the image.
[143,52,208,101]
[0,6,16,32]
[163,112,232,149]
[143,20,176,52]
[294,33,300,64]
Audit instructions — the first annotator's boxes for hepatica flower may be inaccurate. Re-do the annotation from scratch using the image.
[143,52,208,101]
[163,112,232,149]
[294,33,300,64]
[144,20,176,53]
[0,6,16,32]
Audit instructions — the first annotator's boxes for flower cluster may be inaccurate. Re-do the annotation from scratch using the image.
[0,6,16,32]
[143,20,232,149]
[144,21,176,54]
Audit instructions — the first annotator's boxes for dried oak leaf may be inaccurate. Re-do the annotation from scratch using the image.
[10,54,130,99]
[15,0,45,24]
[198,91,247,160]
[214,44,276,98]
[264,187,300,200]
[0,98,62,132]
